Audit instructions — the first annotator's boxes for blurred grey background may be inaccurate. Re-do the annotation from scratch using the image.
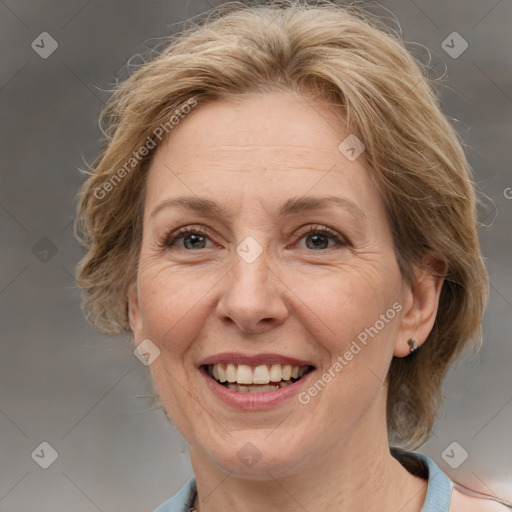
[0,0,510,510]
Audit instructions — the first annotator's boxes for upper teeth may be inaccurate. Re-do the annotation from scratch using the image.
[208,363,309,385]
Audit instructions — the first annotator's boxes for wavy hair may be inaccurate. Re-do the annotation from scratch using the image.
[74,0,488,448]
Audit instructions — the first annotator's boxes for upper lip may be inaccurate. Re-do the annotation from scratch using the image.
[198,352,315,368]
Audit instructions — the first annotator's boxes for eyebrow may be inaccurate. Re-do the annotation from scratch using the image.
[150,195,367,221]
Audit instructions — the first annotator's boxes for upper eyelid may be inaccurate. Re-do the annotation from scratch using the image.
[165,225,216,242]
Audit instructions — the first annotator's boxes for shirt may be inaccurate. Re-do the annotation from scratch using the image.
[153,449,453,512]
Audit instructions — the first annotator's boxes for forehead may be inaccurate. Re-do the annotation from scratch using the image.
[144,91,382,218]
[162,91,345,160]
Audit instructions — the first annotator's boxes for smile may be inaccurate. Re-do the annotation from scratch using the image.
[204,363,313,393]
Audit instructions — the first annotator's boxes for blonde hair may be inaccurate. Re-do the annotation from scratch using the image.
[74,0,488,448]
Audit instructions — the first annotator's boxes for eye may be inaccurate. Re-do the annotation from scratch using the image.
[293,225,347,251]
[159,224,348,252]
[160,226,217,251]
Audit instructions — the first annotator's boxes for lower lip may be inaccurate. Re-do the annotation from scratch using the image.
[199,366,314,410]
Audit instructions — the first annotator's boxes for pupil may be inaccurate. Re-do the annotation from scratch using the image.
[184,234,205,249]
[308,234,328,250]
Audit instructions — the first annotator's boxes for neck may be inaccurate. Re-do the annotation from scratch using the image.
[189,426,427,512]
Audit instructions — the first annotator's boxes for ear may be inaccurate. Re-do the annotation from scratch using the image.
[394,258,446,357]
[127,280,144,344]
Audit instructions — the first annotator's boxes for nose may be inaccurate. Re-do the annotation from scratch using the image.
[215,243,289,335]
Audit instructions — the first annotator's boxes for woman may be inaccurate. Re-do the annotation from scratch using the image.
[74,1,508,511]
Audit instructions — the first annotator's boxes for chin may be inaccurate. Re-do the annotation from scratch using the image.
[197,430,311,480]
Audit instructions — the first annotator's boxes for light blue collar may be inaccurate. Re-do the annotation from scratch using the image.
[153,451,453,512]
[414,452,453,511]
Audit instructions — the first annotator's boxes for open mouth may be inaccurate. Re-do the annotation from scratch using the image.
[203,363,315,393]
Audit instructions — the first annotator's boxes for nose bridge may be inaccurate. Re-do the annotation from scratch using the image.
[226,236,275,311]
[216,232,288,332]
[230,234,272,302]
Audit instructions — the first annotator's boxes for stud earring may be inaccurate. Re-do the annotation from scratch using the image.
[407,337,419,354]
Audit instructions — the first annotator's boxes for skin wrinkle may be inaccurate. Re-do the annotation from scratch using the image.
[128,91,442,511]
[71,5,494,507]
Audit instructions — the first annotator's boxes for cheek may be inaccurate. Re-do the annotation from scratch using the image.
[136,266,217,432]
[292,268,401,432]
[137,264,216,356]
[290,261,402,358]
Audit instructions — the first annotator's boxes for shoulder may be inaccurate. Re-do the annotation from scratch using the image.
[450,487,511,512]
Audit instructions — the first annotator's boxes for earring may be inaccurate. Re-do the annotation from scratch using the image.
[407,337,419,354]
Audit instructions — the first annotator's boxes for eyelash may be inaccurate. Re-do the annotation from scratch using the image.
[159,224,347,251]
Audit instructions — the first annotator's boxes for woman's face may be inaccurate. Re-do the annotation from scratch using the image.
[129,91,419,478]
